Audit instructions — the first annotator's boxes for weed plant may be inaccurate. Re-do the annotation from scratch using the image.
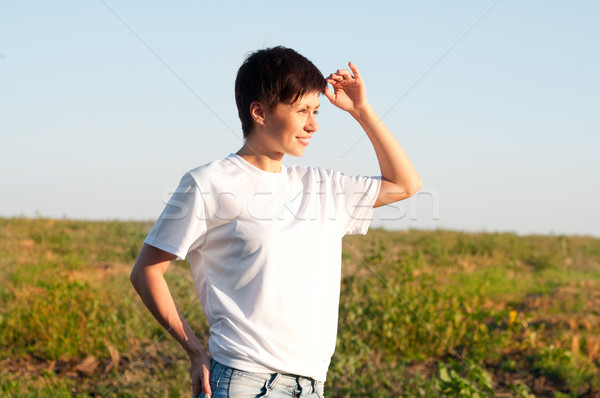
[1,219,600,397]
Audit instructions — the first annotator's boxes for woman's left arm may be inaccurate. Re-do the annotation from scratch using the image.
[323,62,422,207]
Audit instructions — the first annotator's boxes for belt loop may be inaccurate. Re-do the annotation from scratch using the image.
[270,373,281,388]
[263,373,281,397]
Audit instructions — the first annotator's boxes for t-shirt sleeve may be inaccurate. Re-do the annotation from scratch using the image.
[144,173,207,260]
[333,171,382,236]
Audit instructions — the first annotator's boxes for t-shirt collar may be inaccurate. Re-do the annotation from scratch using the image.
[227,153,287,180]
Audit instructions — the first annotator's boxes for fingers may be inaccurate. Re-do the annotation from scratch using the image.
[191,356,211,398]
[192,373,201,396]
[336,68,353,79]
[326,73,344,84]
[322,86,336,103]
[326,62,360,87]
[191,375,211,398]
[348,61,360,78]
[202,368,212,398]
[328,70,351,83]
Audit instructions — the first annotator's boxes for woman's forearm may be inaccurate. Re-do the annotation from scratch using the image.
[351,103,422,205]
[130,245,206,359]
[323,62,422,206]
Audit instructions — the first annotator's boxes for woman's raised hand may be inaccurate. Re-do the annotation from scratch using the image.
[323,62,370,115]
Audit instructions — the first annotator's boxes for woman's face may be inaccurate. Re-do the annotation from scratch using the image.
[261,92,320,157]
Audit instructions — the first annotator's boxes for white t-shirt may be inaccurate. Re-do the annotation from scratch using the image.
[145,153,381,381]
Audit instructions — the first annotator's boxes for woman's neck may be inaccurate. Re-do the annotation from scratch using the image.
[236,143,284,173]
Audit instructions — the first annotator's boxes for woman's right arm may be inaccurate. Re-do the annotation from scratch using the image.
[130,243,212,398]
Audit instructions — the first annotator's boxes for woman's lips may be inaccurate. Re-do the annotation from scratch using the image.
[297,137,310,146]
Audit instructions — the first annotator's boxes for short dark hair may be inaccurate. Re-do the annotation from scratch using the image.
[235,46,327,137]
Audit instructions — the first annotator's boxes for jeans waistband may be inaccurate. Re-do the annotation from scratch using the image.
[212,359,323,388]
[270,373,321,388]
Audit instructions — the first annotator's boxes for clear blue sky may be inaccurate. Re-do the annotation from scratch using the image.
[2,1,599,236]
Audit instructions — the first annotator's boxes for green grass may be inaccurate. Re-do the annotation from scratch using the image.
[1,218,600,397]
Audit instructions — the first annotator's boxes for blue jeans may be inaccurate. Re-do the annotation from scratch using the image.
[202,360,325,398]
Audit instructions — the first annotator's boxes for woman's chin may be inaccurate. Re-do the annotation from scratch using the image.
[286,148,306,158]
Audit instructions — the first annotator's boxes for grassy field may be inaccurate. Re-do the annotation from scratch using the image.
[1,217,600,397]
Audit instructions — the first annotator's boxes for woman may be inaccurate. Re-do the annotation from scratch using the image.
[130,46,421,398]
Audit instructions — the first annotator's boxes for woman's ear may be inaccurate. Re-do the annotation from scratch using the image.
[250,101,266,126]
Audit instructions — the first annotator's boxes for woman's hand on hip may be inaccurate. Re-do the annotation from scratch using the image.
[190,349,212,398]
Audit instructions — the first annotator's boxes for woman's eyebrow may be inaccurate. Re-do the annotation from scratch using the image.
[297,103,320,109]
